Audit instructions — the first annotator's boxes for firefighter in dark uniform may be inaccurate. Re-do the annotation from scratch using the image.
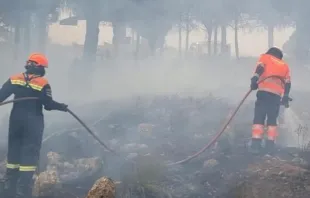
[0,53,68,198]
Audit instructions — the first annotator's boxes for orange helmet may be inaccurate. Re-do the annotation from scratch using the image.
[27,53,48,68]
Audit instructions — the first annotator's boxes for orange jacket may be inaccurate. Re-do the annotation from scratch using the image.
[255,54,290,96]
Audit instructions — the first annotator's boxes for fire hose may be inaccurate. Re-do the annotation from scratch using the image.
[0,97,116,154]
[0,76,292,165]
[167,75,291,166]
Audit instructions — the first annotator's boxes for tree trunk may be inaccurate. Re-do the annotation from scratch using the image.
[112,22,126,57]
[185,15,190,52]
[83,0,100,62]
[83,19,100,62]
[295,16,309,63]
[267,24,274,48]
[178,23,182,57]
[149,37,156,56]
[13,3,21,61]
[234,17,239,59]
[221,25,227,56]
[207,26,213,56]
[23,12,31,56]
[34,12,48,53]
[213,25,218,55]
[14,20,21,61]
[135,32,140,59]
[131,28,135,45]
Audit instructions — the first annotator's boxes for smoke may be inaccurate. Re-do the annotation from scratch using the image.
[282,108,310,148]
[2,2,310,193]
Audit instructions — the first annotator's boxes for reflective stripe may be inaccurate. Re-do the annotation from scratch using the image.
[252,124,264,139]
[6,163,20,169]
[10,73,47,91]
[19,166,36,172]
[267,126,278,141]
[11,79,26,86]
[252,134,262,139]
[28,83,44,91]
[11,79,44,91]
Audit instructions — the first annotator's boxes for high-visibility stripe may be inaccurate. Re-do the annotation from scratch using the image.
[252,124,264,139]
[6,163,20,169]
[11,80,44,91]
[267,126,278,141]
[19,166,36,172]
[28,83,44,91]
[11,80,26,86]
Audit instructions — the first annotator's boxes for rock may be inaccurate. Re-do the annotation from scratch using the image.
[73,157,102,172]
[203,159,219,169]
[33,152,104,197]
[33,166,60,197]
[138,123,155,137]
[86,177,115,198]
[33,152,62,197]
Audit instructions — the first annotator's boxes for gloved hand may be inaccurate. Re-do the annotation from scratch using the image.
[281,95,292,108]
[59,103,68,112]
[250,76,259,90]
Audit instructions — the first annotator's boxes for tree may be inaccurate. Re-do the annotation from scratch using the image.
[192,0,217,56]
[246,0,293,48]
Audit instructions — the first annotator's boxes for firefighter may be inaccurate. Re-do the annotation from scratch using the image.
[0,53,68,198]
[249,47,291,154]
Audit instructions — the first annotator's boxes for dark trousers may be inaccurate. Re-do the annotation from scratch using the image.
[253,91,281,126]
[4,113,44,198]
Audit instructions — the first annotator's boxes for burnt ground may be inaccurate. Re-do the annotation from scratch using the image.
[0,94,310,198]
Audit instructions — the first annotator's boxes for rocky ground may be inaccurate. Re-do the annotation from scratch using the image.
[0,94,309,198]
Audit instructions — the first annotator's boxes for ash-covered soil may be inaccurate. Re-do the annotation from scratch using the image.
[0,94,309,198]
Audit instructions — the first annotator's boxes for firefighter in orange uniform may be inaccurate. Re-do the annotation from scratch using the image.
[249,47,291,154]
[0,53,68,198]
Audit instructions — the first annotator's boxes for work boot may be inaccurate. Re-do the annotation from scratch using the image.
[15,171,35,198]
[0,168,19,198]
[265,140,275,155]
[249,138,262,154]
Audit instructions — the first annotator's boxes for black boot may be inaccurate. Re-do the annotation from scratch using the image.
[265,140,275,155]
[249,138,262,154]
[0,168,19,198]
[16,171,35,198]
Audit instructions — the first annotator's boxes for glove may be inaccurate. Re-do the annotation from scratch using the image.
[250,76,259,90]
[281,95,292,108]
[58,103,68,112]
